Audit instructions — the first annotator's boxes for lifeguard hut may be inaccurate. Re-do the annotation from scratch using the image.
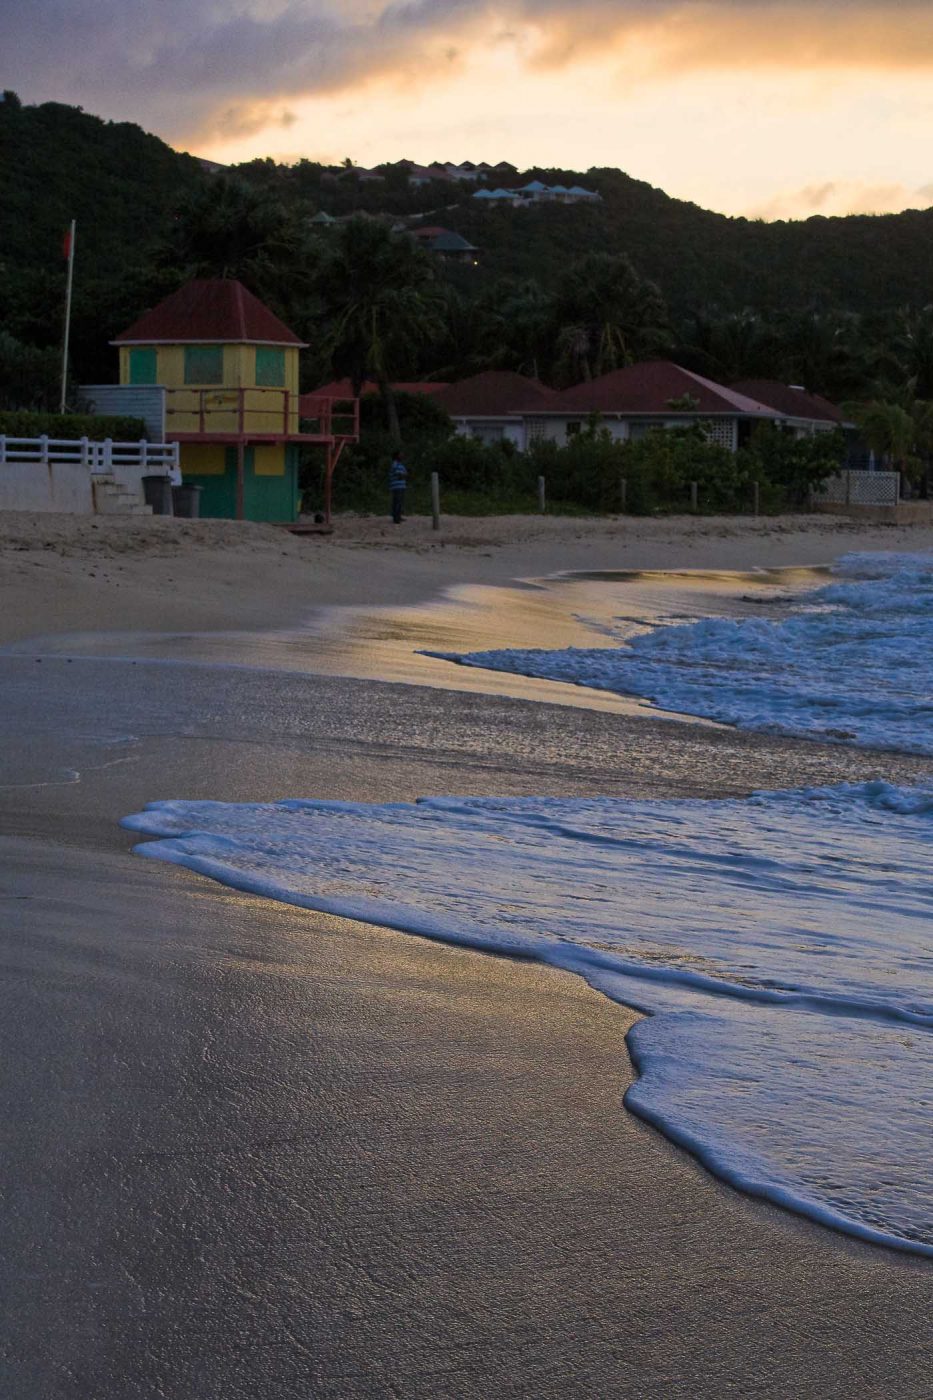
[112,279,358,522]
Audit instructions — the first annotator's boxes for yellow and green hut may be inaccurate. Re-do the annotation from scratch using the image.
[112,279,352,522]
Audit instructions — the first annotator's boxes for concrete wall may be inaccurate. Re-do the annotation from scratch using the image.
[0,460,94,513]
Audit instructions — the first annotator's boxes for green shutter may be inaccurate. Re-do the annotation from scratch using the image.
[129,348,157,384]
[184,346,224,385]
[255,347,285,387]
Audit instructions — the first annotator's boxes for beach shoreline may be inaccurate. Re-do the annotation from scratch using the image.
[2,507,933,645]
[1,510,931,1397]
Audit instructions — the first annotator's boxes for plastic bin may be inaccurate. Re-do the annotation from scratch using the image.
[142,474,174,515]
[172,484,202,519]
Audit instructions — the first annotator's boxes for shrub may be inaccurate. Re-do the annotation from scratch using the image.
[0,409,148,441]
[741,423,846,506]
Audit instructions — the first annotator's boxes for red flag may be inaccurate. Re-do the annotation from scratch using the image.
[62,228,73,260]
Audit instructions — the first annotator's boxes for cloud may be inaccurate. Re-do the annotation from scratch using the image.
[747,179,933,220]
[8,1,933,147]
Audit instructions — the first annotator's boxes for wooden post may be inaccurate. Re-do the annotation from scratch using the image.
[235,441,245,520]
[690,480,698,511]
[753,480,760,517]
[80,436,89,469]
[619,475,627,513]
[845,471,852,506]
[40,434,49,466]
[323,445,334,526]
[431,471,440,530]
[537,475,546,514]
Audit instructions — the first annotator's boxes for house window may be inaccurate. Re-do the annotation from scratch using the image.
[566,421,582,438]
[129,348,157,384]
[184,346,224,385]
[255,347,285,387]
[702,419,737,452]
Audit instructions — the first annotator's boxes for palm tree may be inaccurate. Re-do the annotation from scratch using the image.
[847,399,917,494]
[677,308,777,383]
[315,219,445,442]
[551,253,670,385]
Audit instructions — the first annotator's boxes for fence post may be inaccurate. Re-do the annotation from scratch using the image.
[103,438,113,474]
[431,471,440,531]
[537,475,546,514]
[753,481,760,517]
[140,440,148,471]
[845,471,852,506]
[0,436,5,466]
[39,434,49,466]
[619,476,627,513]
[690,480,698,511]
[80,436,89,469]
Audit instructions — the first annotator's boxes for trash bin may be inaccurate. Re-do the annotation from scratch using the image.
[142,474,174,515]
[172,484,202,519]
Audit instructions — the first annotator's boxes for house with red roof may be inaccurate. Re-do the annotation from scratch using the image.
[112,279,358,522]
[428,362,845,452]
[730,380,851,435]
[303,380,449,407]
[431,372,562,448]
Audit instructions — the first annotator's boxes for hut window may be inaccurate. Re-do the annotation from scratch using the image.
[255,348,285,387]
[184,346,224,385]
[129,348,157,384]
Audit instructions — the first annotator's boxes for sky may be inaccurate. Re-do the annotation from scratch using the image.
[6,0,933,220]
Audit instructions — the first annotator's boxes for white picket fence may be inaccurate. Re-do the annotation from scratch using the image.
[813,470,900,508]
[0,435,179,473]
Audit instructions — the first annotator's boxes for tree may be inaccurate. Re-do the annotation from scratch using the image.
[675,308,778,383]
[314,219,445,443]
[551,252,670,384]
[161,176,323,330]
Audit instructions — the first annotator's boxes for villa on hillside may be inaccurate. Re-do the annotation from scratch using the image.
[110,279,358,522]
[410,225,480,263]
[473,181,601,208]
[428,363,847,452]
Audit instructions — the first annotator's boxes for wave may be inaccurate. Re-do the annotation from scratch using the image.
[431,552,933,755]
[123,781,933,1257]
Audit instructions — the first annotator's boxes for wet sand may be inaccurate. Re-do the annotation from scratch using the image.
[1,515,932,1396]
[2,651,932,1398]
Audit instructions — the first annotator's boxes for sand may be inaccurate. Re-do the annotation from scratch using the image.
[2,507,933,643]
[1,509,931,1398]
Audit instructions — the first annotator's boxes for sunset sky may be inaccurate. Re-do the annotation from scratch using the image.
[8,1,933,220]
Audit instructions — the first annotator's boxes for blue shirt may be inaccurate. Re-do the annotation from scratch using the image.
[389,458,407,489]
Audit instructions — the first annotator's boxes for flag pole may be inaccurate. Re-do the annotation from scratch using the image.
[60,219,76,413]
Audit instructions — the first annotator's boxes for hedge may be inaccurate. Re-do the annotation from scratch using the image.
[0,410,149,441]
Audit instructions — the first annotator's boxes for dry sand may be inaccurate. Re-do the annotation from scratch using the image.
[2,507,933,643]
[1,508,931,1398]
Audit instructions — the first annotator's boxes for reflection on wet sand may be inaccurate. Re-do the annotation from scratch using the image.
[0,566,827,722]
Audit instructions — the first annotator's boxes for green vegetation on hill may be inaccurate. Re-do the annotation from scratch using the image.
[3,94,933,426]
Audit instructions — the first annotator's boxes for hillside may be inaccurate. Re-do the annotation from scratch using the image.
[2,95,933,401]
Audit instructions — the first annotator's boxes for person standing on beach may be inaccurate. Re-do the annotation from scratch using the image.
[389,449,407,524]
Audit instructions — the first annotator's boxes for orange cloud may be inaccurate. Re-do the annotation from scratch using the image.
[747,179,933,220]
[526,3,933,75]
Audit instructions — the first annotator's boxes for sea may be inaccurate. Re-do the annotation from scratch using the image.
[124,551,933,1258]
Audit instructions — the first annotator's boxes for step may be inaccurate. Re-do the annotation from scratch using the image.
[92,480,154,516]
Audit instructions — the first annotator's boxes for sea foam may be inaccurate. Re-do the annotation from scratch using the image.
[433,552,933,755]
[124,781,933,1256]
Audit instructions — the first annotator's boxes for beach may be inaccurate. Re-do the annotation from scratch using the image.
[2,510,932,1398]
